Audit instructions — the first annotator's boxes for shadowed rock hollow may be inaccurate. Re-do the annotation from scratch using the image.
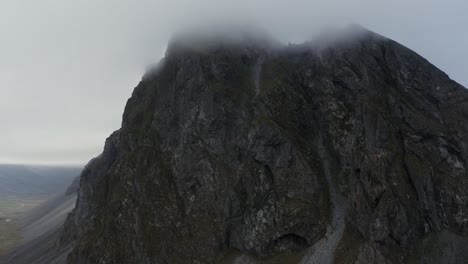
[49,26,468,264]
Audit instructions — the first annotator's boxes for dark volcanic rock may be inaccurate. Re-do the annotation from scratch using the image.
[61,26,468,264]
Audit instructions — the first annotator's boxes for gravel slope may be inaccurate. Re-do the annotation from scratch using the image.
[0,193,76,264]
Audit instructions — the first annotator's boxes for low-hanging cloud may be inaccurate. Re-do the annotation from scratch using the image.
[0,0,467,165]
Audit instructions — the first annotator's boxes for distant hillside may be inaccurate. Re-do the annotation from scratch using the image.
[0,165,81,198]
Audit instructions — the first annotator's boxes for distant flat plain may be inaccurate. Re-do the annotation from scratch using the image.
[0,198,45,254]
[0,164,81,255]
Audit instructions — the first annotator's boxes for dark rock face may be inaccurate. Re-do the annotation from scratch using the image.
[61,27,468,264]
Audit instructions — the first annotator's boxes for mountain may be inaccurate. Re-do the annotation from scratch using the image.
[21,26,468,263]
[0,165,81,198]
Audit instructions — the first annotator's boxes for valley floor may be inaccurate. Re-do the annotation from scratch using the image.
[0,198,46,255]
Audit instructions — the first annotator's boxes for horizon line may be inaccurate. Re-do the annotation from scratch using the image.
[0,161,86,168]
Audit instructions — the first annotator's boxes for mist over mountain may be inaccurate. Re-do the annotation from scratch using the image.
[4,25,468,264]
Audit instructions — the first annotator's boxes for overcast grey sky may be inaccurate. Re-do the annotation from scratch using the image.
[1,0,467,165]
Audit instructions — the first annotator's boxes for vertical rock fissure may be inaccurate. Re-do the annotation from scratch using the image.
[397,129,420,202]
[301,134,348,264]
[253,56,264,95]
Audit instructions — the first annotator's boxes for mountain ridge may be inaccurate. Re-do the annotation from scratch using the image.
[0,164,81,198]
[19,26,468,264]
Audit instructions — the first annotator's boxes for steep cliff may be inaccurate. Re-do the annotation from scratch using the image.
[61,26,468,264]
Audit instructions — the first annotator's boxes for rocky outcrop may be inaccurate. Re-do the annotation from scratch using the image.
[61,26,468,264]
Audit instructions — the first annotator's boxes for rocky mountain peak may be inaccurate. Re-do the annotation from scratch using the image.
[52,27,468,264]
